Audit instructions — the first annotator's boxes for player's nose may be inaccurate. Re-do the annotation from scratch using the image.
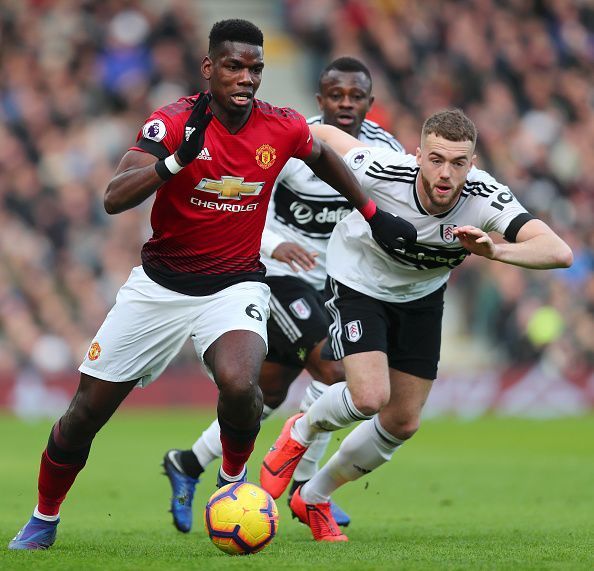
[237,68,254,86]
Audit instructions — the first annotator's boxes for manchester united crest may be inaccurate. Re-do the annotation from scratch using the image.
[255,144,277,169]
[88,341,101,361]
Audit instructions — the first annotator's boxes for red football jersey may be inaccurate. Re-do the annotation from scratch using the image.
[130,93,313,295]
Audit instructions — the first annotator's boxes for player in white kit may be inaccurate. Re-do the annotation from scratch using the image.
[162,57,406,533]
[261,109,573,542]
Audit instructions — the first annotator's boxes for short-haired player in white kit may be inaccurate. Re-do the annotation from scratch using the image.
[162,57,406,533]
[261,109,573,542]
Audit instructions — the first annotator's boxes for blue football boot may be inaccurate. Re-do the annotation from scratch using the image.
[216,466,247,488]
[8,515,59,550]
[329,500,351,527]
[162,449,198,533]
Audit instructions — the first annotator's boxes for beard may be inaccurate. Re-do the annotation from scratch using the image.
[420,173,465,213]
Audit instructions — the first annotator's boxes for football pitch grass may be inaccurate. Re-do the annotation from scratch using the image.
[1,411,593,570]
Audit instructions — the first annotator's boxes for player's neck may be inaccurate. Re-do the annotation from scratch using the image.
[209,100,253,134]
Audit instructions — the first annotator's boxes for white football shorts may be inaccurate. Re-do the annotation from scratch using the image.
[79,266,270,386]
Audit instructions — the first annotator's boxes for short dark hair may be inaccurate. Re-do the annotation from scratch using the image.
[422,109,477,145]
[208,19,263,54]
[319,57,372,91]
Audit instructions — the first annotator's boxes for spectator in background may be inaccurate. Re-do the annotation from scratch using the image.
[0,1,208,379]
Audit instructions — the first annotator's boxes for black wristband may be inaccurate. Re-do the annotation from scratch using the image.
[155,158,175,181]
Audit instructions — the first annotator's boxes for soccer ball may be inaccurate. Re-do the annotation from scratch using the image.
[204,482,279,555]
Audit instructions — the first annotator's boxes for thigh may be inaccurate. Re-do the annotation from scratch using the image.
[304,339,344,384]
[342,351,391,414]
[325,277,390,360]
[192,281,270,369]
[204,329,267,388]
[266,276,329,368]
[258,361,302,408]
[386,285,445,380]
[79,267,193,386]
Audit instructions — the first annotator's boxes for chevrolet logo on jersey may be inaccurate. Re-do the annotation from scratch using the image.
[196,177,265,200]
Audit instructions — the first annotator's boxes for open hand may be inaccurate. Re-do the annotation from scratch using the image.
[271,242,318,272]
[453,225,496,259]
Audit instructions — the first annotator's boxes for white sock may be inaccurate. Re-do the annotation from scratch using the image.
[219,465,247,482]
[192,404,274,468]
[294,380,331,481]
[293,431,331,481]
[291,382,371,446]
[192,418,222,468]
[34,506,59,522]
[301,416,404,504]
[299,380,328,412]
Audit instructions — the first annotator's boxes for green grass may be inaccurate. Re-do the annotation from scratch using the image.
[1,411,593,570]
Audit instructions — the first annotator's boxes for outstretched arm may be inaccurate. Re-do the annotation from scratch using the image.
[453,219,573,269]
[303,127,417,250]
[309,124,366,156]
[303,136,368,210]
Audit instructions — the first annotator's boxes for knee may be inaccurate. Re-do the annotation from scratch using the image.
[60,403,104,443]
[384,417,421,441]
[350,387,390,417]
[217,367,260,403]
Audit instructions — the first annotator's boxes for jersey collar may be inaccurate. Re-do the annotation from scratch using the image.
[413,170,461,219]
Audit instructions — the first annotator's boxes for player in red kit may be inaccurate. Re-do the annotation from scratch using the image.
[8,19,416,550]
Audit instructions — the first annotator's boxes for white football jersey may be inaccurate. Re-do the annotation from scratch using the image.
[260,116,404,290]
[327,147,533,303]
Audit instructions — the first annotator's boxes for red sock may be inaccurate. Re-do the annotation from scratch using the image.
[220,432,257,477]
[37,450,85,516]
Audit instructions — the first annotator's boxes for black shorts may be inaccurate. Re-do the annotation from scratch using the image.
[324,277,445,380]
[265,276,329,368]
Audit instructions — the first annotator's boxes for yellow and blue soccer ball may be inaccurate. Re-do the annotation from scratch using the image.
[204,482,279,555]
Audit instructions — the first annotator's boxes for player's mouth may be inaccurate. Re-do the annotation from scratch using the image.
[335,113,355,126]
[230,92,253,106]
[435,184,452,195]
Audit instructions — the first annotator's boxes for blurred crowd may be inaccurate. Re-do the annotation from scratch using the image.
[0,0,592,385]
[0,0,208,377]
[285,0,594,377]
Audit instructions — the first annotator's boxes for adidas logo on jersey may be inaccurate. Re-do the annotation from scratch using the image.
[185,126,196,141]
[197,147,212,160]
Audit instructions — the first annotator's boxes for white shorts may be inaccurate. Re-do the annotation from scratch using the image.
[79,266,270,387]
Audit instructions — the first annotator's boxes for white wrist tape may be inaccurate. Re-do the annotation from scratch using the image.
[164,154,184,174]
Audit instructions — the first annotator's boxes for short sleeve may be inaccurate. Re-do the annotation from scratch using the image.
[291,114,314,160]
[470,168,533,237]
[129,109,184,158]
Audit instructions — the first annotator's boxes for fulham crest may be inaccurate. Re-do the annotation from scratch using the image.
[289,298,311,320]
[344,320,362,342]
[440,224,457,244]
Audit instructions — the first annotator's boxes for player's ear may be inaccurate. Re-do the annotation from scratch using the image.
[415,146,422,166]
[368,95,375,108]
[201,56,212,81]
[315,93,323,110]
